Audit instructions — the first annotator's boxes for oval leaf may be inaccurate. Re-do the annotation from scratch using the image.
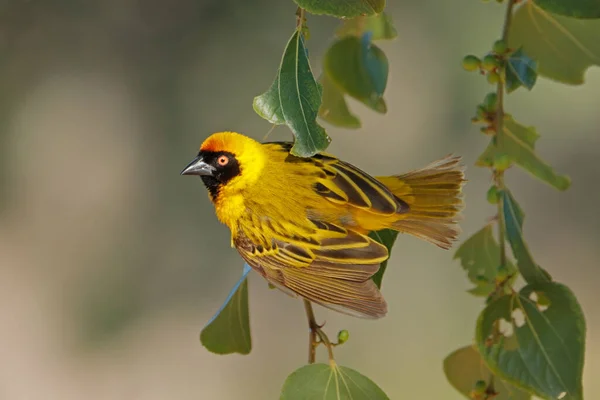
[336,12,398,40]
[502,189,552,285]
[453,225,518,297]
[293,0,385,18]
[444,345,531,400]
[476,117,571,191]
[368,229,398,288]
[534,0,600,18]
[200,265,252,355]
[253,30,331,157]
[510,2,600,84]
[318,73,361,128]
[280,362,389,400]
[476,282,586,400]
[324,33,389,113]
[505,47,538,93]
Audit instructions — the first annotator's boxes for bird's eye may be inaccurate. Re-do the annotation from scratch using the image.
[217,155,229,166]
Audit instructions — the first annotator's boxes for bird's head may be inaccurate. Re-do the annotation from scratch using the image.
[181,131,266,200]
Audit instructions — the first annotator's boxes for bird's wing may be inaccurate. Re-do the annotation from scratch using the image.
[234,220,389,319]
[264,142,409,217]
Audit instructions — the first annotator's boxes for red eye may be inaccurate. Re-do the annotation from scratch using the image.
[217,155,229,166]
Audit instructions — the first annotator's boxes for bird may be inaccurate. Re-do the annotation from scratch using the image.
[181,131,465,319]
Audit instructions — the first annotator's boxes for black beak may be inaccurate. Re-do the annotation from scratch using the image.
[180,156,215,176]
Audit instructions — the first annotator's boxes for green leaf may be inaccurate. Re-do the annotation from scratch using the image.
[476,282,586,400]
[510,1,600,84]
[253,75,285,125]
[444,345,531,400]
[200,274,251,355]
[336,13,398,40]
[253,30,331,157]
[324,33,388,113]
[502,189,552,285]
[505,47,538,93]
[293,0,385,18]
[453,225,517,297]
[318,74,361,129]
[534,0,600,18]
[476,117,571,191]
[280,362,389,400]
[368,229,398,288]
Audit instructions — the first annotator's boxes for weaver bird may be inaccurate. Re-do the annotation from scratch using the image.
[182,132,465,319]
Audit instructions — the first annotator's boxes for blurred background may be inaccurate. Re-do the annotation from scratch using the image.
[1,0,598,399]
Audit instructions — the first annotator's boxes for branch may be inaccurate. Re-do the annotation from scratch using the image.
[303,299,335,364]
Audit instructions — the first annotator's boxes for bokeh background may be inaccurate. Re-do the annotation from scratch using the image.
[1,0,598,399]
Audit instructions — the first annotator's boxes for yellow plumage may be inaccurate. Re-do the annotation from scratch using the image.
[182,131,466,319]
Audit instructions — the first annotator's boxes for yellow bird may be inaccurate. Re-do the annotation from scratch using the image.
[181,132,465,319]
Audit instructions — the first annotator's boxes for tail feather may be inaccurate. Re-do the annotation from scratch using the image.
[377,155,466,249]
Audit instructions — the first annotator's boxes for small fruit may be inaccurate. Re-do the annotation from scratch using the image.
[476,104,488,120]
[493,153,512,171]
[487,185,500,204]
[483,92,498,111]
[481,55,499,71]
[337,329,350,344]
[473,380,487,394]
[462,55,481,71]
[493,39,508,54]
[487,71,500,84]
[496,265,509,281]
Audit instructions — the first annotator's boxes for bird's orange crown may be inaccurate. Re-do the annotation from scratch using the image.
[199,131,267,190]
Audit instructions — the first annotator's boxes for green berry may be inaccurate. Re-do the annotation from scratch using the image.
[476,104,487,120]
[337,329,349,344]
[483,92,498,111]
[496,265,509,281]
[481,55,499,71]
[462,55,481,71]
[473,380,487,394]
[493,39,508,54]
[487,71,500,84]
[493,153,512,171]
[487,185,500,204]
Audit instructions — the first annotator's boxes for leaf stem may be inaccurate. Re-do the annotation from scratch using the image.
[303,299,335,363]
[296,7,305,31]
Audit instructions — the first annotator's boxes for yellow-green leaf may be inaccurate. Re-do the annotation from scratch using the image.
[318,74,361,129]
[336,12,398,40]
[454,225,517,297]
[280,362,389,400]
[477,117,571,191]
[444,345,531,400]
[476,282,586,400]
[510,1,600,85]
[200,265,251,355]
[293,0,385,18]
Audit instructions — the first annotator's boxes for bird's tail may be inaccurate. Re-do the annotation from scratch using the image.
[377,155,466,250]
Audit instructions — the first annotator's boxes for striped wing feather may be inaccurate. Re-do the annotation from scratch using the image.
[234,220,389,319]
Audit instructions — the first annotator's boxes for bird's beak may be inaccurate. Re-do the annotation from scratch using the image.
[180,156,215,176]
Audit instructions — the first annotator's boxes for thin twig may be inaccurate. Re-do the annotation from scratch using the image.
[303,299,317,364]
[490,0,519,394]
[303,299,335,363]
